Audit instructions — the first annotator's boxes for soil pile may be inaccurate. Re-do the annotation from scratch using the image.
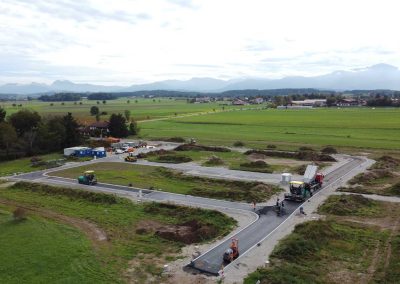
[136,220,218,244]
[245,149,336,162]
[175,144,231,152]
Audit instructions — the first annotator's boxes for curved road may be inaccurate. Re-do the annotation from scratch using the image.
[8,154,366,276]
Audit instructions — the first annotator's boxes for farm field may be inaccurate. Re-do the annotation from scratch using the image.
[0,182,236,283]
[139,108,400,150]
[0,98,240,123]
[50,162,280,202]
[245,195,400,283]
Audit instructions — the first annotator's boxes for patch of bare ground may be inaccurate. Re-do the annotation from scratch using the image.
[0,198,108,246]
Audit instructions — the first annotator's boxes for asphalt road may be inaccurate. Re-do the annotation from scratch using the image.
[188,156,364,275]
[8,153,364,276]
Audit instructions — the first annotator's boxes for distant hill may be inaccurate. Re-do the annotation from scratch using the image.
[1,63,400,95]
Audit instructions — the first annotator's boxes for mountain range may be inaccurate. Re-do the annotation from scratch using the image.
[1,63,400,95]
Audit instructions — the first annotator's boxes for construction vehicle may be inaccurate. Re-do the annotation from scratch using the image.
[78,170,97,185]
[284,165,324,202]
[223,239,239,263]
[125,152,137,162]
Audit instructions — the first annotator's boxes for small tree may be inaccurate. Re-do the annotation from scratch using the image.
[109,113,128,137]
[95,113,100,122]
[90,106,99,116]
[102,100,106,104]
[13,207,27,221]
[127,100,130,104]
[124,110,130,121]
[96,101,100,105]
[0,106,6,122]
[129,120,140,136]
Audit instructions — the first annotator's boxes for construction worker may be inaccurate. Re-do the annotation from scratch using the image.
[252,201,256,211]
[276,198,280,207]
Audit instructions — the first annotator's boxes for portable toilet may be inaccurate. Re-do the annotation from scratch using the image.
[281,173,292,184]
[92,147,106,158]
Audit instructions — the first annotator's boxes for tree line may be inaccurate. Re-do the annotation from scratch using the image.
[0,106,140,162]
[0,108,82,161]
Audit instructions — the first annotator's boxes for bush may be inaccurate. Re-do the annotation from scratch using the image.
[267,144,277,149]
[204,155,224,166]
[321,146,338,154]
[233,141,245,147]
[13,207,27,221]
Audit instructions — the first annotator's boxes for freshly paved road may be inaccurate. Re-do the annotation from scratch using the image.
[7,152,365,276]
[187,156,364,275]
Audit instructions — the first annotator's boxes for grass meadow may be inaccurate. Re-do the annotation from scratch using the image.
[140,107,400,149]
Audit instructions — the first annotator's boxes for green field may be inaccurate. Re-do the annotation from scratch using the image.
[50,162,280,202]
[1,98,239,123]
[0,205,111,283]
[139,108,400,149]
[0,182,236,282]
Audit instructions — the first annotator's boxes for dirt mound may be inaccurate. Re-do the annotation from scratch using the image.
[248,153,267,160]
[156,154,192,163]
[251,183,273,193]
[175,144,231,152]
[319,195,377,216]
[204,155,224,166]
[350,169,394,185]
[245,149,336,162]
[240,160,269,168]
[137,149,172,158]
[374,156,400,169]
[136,219,217,244]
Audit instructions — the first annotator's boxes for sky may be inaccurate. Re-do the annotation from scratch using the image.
[1,0,400,85]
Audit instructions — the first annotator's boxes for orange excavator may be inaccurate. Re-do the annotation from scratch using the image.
[223,239,239,263]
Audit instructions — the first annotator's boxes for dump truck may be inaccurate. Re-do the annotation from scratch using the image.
[223,239,239,263]
[125,152,137,162]
[78,170,97,185]
[284,165,324,202]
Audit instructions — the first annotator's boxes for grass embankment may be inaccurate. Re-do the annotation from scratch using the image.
[245,194,400,284]
[339,155,400,196]
[51,162,280,202]
[0,182,236,283]
[140,108,400,149]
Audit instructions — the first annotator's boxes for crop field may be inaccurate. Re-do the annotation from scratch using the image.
[0,182,236,283]
[0,98,239,123]
[140,108,400,150]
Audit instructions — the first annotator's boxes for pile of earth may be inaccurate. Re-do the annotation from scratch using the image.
[175,144,231,152]
[136,149,173,159]
[319,194,378,216]
[349,169,394,185]
[245,149,336,162]
[136,220,217,244]
[373,156,400,170]
[204,155,224,166]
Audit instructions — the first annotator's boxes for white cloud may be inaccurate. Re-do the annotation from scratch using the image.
[0,0,400,84]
